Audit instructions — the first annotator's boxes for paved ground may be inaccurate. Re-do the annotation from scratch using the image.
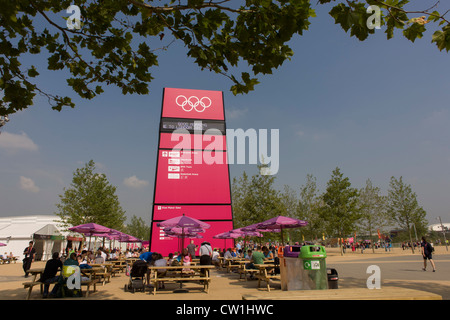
[327,252,450,299]
[0,246,448,301]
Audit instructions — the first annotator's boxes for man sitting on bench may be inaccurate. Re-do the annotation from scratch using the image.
[40,252,63,298]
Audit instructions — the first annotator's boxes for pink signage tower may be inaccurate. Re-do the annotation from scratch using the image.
[150,88,234,256]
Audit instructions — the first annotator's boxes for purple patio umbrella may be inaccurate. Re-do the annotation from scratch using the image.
[213,231,242,250]
[238,223,281,233]
[157,214,210,252]
[68,223,112,250]
[255,216,308,245]
[0,242,6,247]
[213,231,242,239]
[157,214,211,229]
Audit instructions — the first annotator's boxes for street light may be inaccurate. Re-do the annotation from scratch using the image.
[436,216,448,252]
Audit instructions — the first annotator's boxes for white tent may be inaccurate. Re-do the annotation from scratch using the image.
[33,224,64,261]
[0,215,67,260]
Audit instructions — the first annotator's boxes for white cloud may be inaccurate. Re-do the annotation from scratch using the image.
[0,131,38,152]
[123,175,149,189]
[20,176,40,193]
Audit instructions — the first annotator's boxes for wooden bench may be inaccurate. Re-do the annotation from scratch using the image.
[242,287,443,300]
[23,281,47,300]
[254,264,281,292]
[224,258,243,273]
[23,277,99,299]
[81,278,99,297]
[147,265,215,295]
[88,265,111,285]
[235,260,257,280]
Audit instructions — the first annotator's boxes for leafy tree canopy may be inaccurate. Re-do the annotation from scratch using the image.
[1,0,449,116]
[55,159,127,231]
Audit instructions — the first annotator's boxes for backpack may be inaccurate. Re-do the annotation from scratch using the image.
[428,243,435,253]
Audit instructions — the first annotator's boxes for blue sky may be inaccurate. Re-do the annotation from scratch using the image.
[0,1,449,227]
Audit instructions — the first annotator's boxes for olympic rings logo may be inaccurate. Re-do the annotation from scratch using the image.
[175,95,212,112]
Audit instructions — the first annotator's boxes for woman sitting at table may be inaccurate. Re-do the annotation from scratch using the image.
[262,246,274,261]
[152,253,167,289]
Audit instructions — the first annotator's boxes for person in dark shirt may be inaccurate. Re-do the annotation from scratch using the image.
[23,241,36,277]
[40,252,63,298]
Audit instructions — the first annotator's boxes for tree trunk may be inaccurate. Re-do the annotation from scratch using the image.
[408,225,415,254]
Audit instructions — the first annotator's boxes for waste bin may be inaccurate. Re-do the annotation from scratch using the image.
[280,245,303,290]
[299,245,328,290]
[327,268,339,289]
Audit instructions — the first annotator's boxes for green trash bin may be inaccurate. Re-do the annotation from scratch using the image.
[299,245,328,290]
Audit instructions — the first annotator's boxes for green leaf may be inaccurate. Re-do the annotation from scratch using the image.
[432,26,450,52]
[403,23,426,43]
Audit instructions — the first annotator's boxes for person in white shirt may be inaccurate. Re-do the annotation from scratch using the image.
[224,248,233,259]
[211,249,220,267]
[152,253,167,289]
[100,249,107,262]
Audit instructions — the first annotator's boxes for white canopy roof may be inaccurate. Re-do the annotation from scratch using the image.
[0,215,65,239]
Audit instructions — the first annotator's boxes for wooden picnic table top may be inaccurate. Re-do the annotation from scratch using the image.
[27,268,45,274]
[254,263,277,268]
[148,265,216,270]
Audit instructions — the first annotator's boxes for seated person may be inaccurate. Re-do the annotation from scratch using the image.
[40,252,63,298]
[224,248,233,260]
[262,246,274,260]
[211,249,220,267]
[152,253,167,289]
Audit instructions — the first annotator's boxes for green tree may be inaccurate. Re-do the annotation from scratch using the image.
[2,1,450,116]
[386,176,427,253]
[55,160,126,231]
[125,215,150,241]
[357,178,390,253]
[296,174,325,243]
[279,185,299,243]
[319,167,360,255]
[231,167,285,241]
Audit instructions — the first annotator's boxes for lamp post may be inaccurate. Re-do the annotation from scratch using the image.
[436,216,448,252]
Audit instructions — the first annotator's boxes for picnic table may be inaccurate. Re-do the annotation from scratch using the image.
[108,259,127,274]
[22,266,101,299]
[223,258,245,273]
[22,268,46,300]
[1,256,19,264]
[254,264,281,292]
[89,264,112,285]
[147,265,215,295]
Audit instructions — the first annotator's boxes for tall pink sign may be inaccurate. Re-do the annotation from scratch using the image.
[150,88,234,256]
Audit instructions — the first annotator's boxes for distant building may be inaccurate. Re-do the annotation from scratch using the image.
[428,223,450,233]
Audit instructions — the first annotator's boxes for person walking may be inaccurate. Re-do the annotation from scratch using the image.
[22,241,36,277]
[421,237,436,272]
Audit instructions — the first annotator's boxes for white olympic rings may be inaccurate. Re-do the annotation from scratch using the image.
[175,95,212,112]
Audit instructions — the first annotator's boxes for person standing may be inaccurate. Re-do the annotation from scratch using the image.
[23,241,36,277]
[421,237,436,272]
[186,240,198,259]
[199,242,213,265]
